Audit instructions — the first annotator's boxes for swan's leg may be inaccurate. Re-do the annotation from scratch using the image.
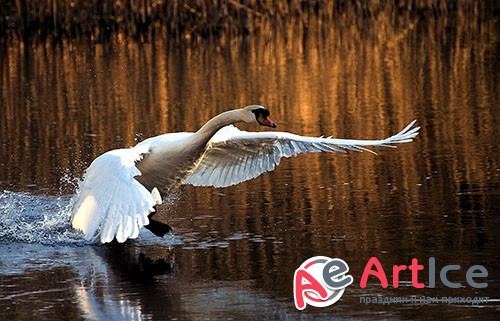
[144,207,173,237]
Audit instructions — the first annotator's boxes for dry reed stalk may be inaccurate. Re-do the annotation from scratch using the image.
[0,0,491,43]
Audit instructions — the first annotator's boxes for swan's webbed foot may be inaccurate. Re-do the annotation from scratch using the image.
[144,208,173,238]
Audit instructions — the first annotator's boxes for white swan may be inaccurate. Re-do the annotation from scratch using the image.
[71,105,419,243]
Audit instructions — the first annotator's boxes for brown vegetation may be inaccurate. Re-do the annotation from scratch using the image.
[0,0,491,42]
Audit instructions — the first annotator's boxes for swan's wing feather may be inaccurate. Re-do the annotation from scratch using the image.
[184,121,419,188]
[71,148,161,243]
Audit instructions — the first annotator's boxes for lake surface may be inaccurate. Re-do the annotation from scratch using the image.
[1,12,499,321]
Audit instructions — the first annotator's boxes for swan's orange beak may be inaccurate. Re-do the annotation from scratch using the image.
[257,114,277,128]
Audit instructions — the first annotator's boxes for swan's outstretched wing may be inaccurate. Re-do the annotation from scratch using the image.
[71,148,162,243]
[183,121,420,188]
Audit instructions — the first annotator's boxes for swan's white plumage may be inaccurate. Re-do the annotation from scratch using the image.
[135,132,193,151]
[71,148,161,243]
[183,121,420,188]
[70,105,419,244]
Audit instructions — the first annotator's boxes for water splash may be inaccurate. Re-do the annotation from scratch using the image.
[0,190,86,245]
[0,166,184,246]
[59,167,82,195]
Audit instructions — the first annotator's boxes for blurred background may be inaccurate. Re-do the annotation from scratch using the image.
[0,1,499,320]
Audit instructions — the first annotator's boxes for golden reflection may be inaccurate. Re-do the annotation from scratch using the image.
[0,10,498,302]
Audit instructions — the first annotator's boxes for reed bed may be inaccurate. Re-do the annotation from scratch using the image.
[0,0,490,42]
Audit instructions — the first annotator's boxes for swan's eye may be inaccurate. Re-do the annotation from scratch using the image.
[251,108,269,117]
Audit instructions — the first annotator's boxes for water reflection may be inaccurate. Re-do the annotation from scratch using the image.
[0,10,499,321]
[74,245,175,321]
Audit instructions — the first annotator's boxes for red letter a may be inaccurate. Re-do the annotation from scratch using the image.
[360,257,389,288]
[294,268,328,310]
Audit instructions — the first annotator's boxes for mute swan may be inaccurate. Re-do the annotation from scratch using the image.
[71,105,419,243]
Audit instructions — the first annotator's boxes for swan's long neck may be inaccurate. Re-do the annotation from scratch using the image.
[192,109,243,147]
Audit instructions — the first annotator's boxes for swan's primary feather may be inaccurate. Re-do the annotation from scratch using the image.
[71,148,161,243]
[183,121,420,188]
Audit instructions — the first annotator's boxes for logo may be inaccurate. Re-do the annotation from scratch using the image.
[294,256,353,310]
[294,256,489,310]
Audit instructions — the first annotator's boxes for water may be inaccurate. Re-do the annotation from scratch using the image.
[1,14,499,320]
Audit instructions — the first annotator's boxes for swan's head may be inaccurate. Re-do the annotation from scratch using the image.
[242,105,277,128]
